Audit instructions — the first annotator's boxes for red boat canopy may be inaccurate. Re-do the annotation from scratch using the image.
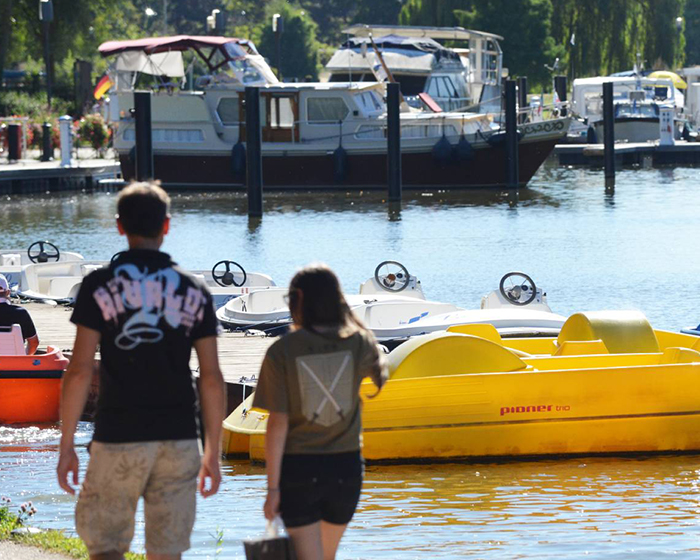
[98,35,258,57]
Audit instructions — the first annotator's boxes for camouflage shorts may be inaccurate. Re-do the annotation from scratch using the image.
[76,439,201,555]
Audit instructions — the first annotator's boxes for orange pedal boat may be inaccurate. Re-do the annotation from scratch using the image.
[0,324,68,424]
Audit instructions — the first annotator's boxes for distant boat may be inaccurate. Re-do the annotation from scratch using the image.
[571,75,685,143]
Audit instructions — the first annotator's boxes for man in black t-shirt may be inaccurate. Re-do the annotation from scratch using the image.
[0,273,39,354]
[56,182,225,560]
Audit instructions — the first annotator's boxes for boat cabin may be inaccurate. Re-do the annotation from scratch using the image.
[326,25,503,113]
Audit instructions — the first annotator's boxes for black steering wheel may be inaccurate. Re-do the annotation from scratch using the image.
[499,272,537,306]
[27,241,60,263]
[374,261,410,293]
[212,260,247,288]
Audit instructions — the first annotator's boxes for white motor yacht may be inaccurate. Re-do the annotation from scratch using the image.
[571,76,684,143]
[100,35,569,190]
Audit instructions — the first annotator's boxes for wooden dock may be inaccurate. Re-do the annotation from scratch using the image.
[0,150,121,194]
[555,140,700,166]
[23,302,274,413]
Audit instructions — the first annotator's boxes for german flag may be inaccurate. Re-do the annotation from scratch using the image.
[93,74,113,100]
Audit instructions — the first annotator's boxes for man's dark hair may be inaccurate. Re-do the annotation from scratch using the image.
[117,181,171,238]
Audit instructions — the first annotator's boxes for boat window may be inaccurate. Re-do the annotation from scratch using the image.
[307,97,349,123]
[441,77,458,98]
[217,97,239,126]
[270,96,294,128]
[124,129,204,143]
[356,91,383,113]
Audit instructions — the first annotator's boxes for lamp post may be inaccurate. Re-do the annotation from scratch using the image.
[39,0,53,109]
[144,7,157,29]
[272,14,283,81]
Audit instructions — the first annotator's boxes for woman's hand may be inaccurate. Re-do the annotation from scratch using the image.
[263,488,281,520]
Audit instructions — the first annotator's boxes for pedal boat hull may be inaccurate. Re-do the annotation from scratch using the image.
[0,347,68,424]
[223,317,700,462]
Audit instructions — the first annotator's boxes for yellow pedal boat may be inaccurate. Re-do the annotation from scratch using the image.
[222,311,700,462]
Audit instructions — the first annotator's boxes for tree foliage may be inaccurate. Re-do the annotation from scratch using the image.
[455,0,564,87]
[258,1,321,80]
[0,0,692,113]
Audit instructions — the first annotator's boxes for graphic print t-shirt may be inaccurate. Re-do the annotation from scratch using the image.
[70,249,218,443]
[252,327,388,454]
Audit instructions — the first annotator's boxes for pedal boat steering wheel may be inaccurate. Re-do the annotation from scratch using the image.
[499,271,537,306]
[374,261,410,293]
[212,260,247,288]
[27,241,61,263]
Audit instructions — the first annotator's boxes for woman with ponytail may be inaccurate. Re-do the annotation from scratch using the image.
[252,263,388,560]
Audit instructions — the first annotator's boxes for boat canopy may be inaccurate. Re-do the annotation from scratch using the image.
[342,24,503,42]
[99,36,260,57]
[98,35,278,87]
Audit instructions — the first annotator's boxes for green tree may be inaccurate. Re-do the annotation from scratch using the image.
[455,0,563,88]
[0,0,13,92]
[686,0,700,64]
[258,1,321,80]
[399,0,468,27]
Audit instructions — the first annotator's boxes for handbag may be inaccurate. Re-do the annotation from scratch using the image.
[244,517,297,560]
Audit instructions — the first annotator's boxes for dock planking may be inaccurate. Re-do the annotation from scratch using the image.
[23,302,275,384]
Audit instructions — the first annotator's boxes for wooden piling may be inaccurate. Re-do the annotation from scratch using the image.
[554,76,568,117]
[245,86,263,217]
[387,82,402,202]
[603,81,615,185]
[505,80,519,189]
[517,77,528,124]
[134,91,154,181]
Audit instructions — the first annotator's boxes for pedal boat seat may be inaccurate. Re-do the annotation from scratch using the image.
[556,310,659,354]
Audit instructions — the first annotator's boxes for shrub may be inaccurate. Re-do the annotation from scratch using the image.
[76,114,109,151]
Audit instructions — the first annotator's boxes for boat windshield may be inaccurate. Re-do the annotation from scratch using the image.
[615,103,659,118]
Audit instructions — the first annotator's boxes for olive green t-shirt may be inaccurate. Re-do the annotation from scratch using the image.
[252,327,388,455]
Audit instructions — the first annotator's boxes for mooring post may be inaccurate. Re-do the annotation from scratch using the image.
[603,81,615,187]
[387,82,402,202]
[134,91,153,180]
[41,122,52,162]
[58,116,73,167]
[7,123,21,162]
[505,79,519,189]
[517,77,528,124]
[554,75,568,117]
[245,86,263,217]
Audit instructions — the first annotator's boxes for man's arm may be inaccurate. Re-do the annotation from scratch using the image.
[194,335,225,498]
[57,325,100,495]
[26,334,39,356]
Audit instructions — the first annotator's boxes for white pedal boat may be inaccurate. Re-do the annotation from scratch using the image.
[16,260,107,304]
[0,241,83,289]
[16,257,275,308]
[370,272,566,344]
[217,261,461,331]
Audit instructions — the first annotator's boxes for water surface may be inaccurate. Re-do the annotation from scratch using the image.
[2,162,700,557]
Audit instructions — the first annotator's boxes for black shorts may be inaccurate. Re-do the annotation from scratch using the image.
[279,451,364,529]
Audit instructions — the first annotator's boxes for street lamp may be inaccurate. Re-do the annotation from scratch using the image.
[272,14,284,81]
[144,7,157,29]
[39,0,53,109]
[676,16,684,32]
